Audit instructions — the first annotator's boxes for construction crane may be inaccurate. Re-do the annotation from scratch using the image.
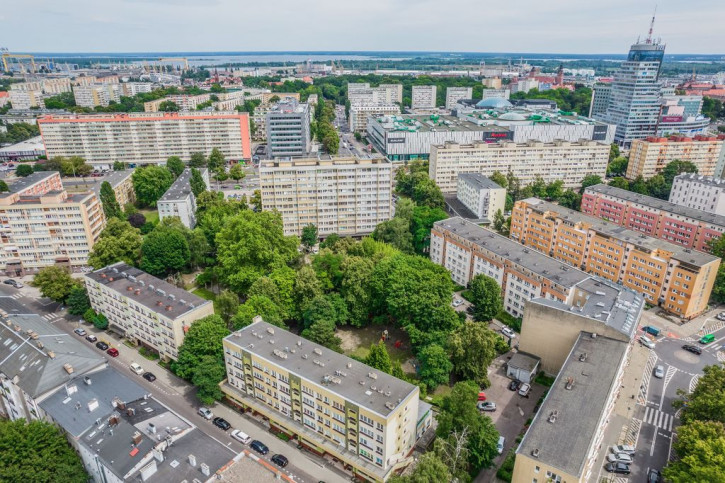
[1,49,36,73]
[157,57,189,72]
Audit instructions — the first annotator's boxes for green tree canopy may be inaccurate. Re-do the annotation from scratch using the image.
[15,164,33,177]
[189,152,207,167]
[88,218,143,268]
[140,224,190,276]
[468,274,503,322]
[448,321,502,387]
[489,171,508,189]
[190,168,207,197]
[302,293,348,329]
[301,224,318,248]
[166,156,185,177]
[372,217,414,254]
[67,286,91,316]
[231,295,285,330]
[301,319,342,352]
[417,343,452,389]
[33,266,80,303]
[579,174,603,194]
[663,420,725,483]
[132,165,174,207]
[674,364,725,425]
[229,163,245,180]
[214,290,239,326]
[340,256,375,327]
[192,355,227,405]
[607,156,629,177]
[389,452,451,483]
[364,341,393,374]
[207,147,225,173]
[158,100,179,111]
[171,314,229,380]
[99,181,123,219]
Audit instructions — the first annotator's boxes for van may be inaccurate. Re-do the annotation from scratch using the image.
[231,429,251,444]
[497,436,505,454]
[641,325,661,337]
[129,362,144,375]
[639,335,655,349]
[699,334,715,344]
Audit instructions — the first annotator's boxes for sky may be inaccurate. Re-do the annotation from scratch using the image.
[3,0,723,54]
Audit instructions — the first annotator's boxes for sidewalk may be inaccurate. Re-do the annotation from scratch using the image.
[639,304,724,340]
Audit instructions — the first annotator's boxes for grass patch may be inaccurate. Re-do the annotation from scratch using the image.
[496,450,516,482]
[139,208,159,225]
[139,346,160,361]
[534,371,555,387]
[460,290,473,302]
[192,287,217,301]
[123,340,136,349]
[338,325,413,368]
[496,310,522,332]
[452,283,466,292]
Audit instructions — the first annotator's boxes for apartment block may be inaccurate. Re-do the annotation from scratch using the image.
[456,173,506,221]
[266,99,311,157]
[670,173,725,216]
[73,83,122,108]
[511,198,720,319]
[430,217,594,318]
[93,169,136,207]
[158,168,209,228]
[445,87,473,109]
[481,88,510,100]
[349,104,400,133]
[120,82,154,96]
[582,184,725,253]
[261,92,300,104]
[0,172,105,275]
[85,262,214,361]
[482,77,503,89]
[260,155,393,237]
[347,83,402,106]
[429,139,610,193]
[411,85,437,109]
[221,318,426,482]
[8,78,72,108]
[627,135,725,179]
[38,112,252,167]
[144,93,211,112]
[211,90,247,111]
[8,89,45,109]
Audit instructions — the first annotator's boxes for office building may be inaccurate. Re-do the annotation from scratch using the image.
[38,112,252,167]
[0,311,106,422]
[158,168,209,228]
[627,135,725,179]
[456,173,506,221]
[260,154,393,237]
[582,184,725,253]
[252,94,301,141]
[143,93,211,112]
[411,85,437,109]
[0,172,104,275]
[85,262,214,361]
[656,95,710,137]
[670,174,725,216]
[0,135,46,162]
[446,87,473,109]
[266,99,312,157]
[73,83,122,108]
[588,83,612,117]
[511,198,720,319]
[221,318,425,482]
[350,104,400,133]
[429,139,610,193]
[92,169,136,207]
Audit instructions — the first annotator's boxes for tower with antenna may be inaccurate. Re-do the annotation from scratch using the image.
[645,6,657,44]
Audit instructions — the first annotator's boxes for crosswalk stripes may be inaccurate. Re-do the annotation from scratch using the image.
[42,313,58,321]
[643,406,674,432]
[10,293,22,300]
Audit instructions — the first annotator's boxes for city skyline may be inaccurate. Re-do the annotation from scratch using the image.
[4,1,724,54]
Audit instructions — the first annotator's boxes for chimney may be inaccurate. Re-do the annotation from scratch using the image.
[84,376,92,385]
[63,363,73,374]
[132,431,143,445]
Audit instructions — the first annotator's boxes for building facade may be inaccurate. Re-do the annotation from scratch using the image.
[411,85,436,109]
[266,99,311,157]
[158,168,209,228]
[588,83,612,117]
[143,93,211,112]
[429,140,610,193]
[511,198,720,319]
[85,262,214,361]
[221,318,422,482]
[350,104,401,133]
[93,170,136,207]
[446,87,474,109]
[626,135,725,179]
[260,155,393,237]
[38,112,252,167]
[456,173,506,221]
[670,173,725,216]
[582,184,725,254]
[73,83,122,108]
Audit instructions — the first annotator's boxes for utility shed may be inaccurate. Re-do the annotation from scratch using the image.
[507,352,541,384]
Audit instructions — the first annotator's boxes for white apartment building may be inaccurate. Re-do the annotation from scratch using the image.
[158,168,209,228]
[8,78,73,109]
[260,155,393,237]
[144,93,211,112]
[379,84,403,104]
[349,104,400,133]
[38,112,252,167]
[85,262,214,361]
[120,82,154,96]
[670,173,725,216]
[348,83,403,106]
[411,85,437,109]
[221,318,425,482]
[445,87,473,109]
[429,139,610,193]
[73,83,122,108]
[456,173,506,220]
[481,88,511,100]
[9,89,45,109]
[0,172,105,275]
[511,78,539,94]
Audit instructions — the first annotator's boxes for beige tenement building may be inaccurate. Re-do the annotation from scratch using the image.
[85,262,214,361]
[260,154,393,237]
[627,135,725,179]
[0,172,104,275]
[221,318,428,482]
[92,170,136,207]
[429,139,610,193]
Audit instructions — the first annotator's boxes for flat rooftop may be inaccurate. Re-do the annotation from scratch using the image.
[85,262,211,320]
[673,173,725,189]
[458,173,504,190]
[226,319,418,418]
[2,171,58,198]
[434,217,591,289]
[585,184,725,228]
[260,154,389,169]
[372,114,491,133]
[517,332,628,478]
[521,198,719,267]
[459,107,608,127]
[0,135,45,153]
[159,168,194,202]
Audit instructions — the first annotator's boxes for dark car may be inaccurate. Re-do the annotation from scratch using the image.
[96,341,109,351]
[271,454,288,468]
[3,279,23,288]
[250,440,269,455]
[647,468,661,483]
[508,380,521,391]
[605,462,630,474]
[213,417,231,431]
[106,348,119,357]
[85,334,98,343]
[143,372,156,382]
[682,344,702,355]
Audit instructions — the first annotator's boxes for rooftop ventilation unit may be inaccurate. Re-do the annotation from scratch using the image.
[565,377,575,390]
[266,327,275,335]
[548,410,558,423]
[368,372,378,380]
[313,348,322,356]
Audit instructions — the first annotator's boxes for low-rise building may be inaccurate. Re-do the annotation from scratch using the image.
[0,172,105,275]
[511,198,721,319]
[350,104,400,134]
[429,139,610,193]
[93,169,136,207]
[158,168,209,228]
[456,173,506,221]
[260,154,392,237]
[73,83,122,108]
[266,99,311,158]
[582,183,725,253]
[0,135,46,162]
[221,318,423,482]
[411,85,436,110]
[85,262,214,361]
[670,173,725,215]
[627,135,725,179]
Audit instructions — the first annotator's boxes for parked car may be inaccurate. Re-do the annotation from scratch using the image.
[74,328,87,336]
[605,462,631,474]
[452,298,464,308]
[682,344,703,355]
[477,401,496,412]
[198,407,213,420]
[639,335,655,349]
[699,334,715,344]
[230,430,251,444]
[508,380,521,391]
[496,436,505,454]
[96,341,109,351]
[213,417,231,431]
[250,440,269,455]
[477,391,486,401]
[641,325,661,337]
[501,327,516,338]
[654,365,665,379]
[129,362,144,375]
[518,383,531,397]
[271,454,289,467]
[85,334,98,343]
[716,312,725,321]
[607,453,633,464]
[106,348,119,357]
[609,444,635,455]
[647,468,661,483]
[3,279,23,288]
[142,372,156,382]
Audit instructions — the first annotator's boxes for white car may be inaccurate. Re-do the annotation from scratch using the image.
[477,401,497,412]
[129,362,144,375]
[501,327,516,338]
[654,365,665,378]
[230,429,251,444]
[518,383,531,397]
[198,407,214,420]
[609,444,636,455]
[607,453,633,464]
[452,298,464,307]
[639,335,655,349]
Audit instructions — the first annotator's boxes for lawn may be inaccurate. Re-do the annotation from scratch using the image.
[337,325,415,374]
[139,208,159,225]
[192,287,217,301]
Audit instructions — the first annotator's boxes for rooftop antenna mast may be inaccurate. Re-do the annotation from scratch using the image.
[645,6,657,44]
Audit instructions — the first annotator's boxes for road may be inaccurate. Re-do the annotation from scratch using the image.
[7,281,348,483]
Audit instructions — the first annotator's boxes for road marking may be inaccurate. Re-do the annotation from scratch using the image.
[644,406,673,432]
[689,374,700,393]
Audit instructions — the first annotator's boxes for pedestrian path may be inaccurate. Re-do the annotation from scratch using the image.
[643,407,674,432]
[42,313,59,321]
[9,293,23,300]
